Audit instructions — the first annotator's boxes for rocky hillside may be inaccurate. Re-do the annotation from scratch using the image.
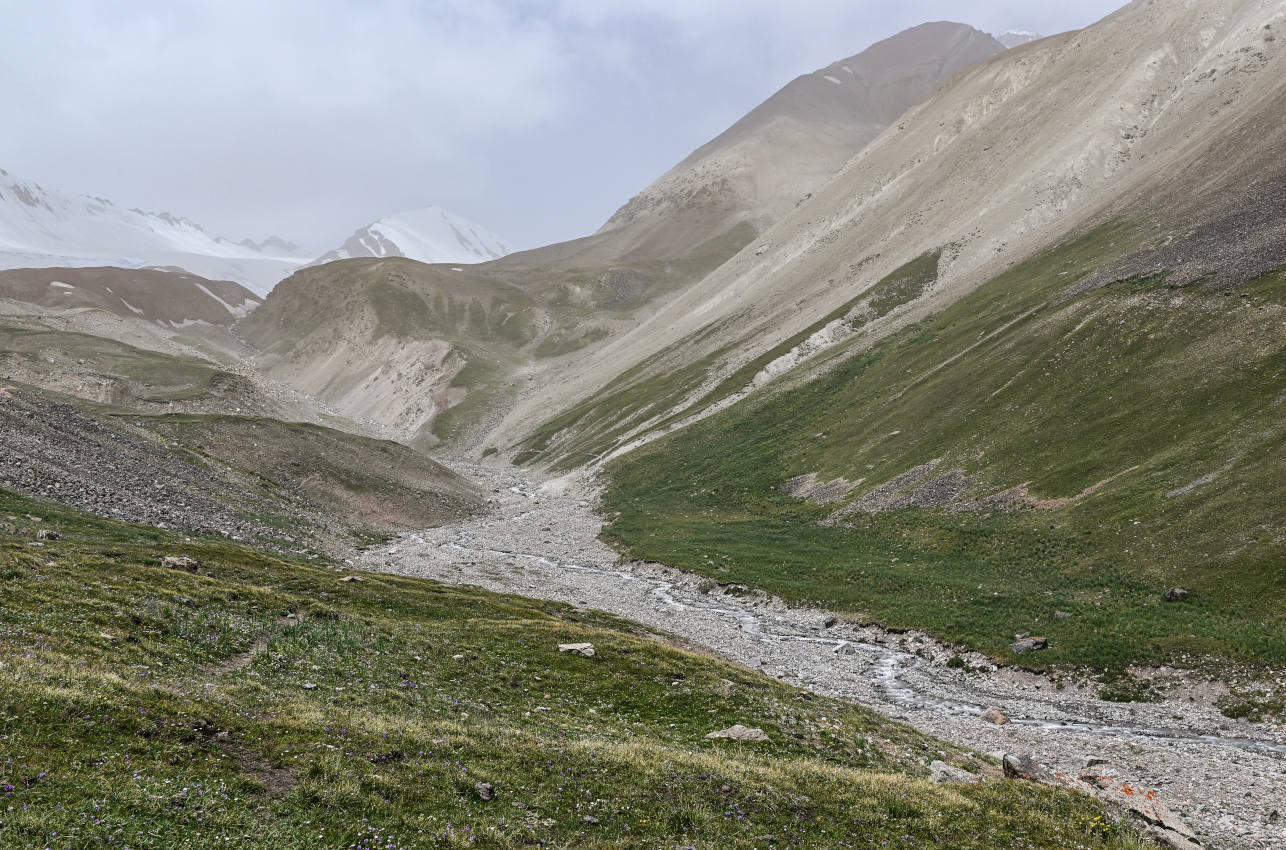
[501,0,1286,464]
[0,266,260,327]
[0,386,481,554]
[591,22,1005,262]
[505,22,1004,273]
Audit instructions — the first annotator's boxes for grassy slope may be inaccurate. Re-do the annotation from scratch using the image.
[515,250,944,470]
[601,224,1286,675]
[0,492,1150,849]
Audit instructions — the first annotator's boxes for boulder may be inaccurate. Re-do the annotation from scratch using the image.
[339,575,364,583]
[35,529,58,541]
[1164,588,1190,602]
[161,555,199,571]
[1054,611,1074,620]
[1079,771,1201,848]
[981,709,1011,725]
[929,760,981,784]
[822,615,838,629]
[1002,753,1059,784]
[557,643,595,657]
[705,724,769,741]
[475,781,495,801]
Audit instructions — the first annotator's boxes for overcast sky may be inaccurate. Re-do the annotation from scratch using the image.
[2,0,1126,252]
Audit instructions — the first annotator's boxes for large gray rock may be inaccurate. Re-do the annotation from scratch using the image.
[1164,588,1190,602]
[981,708,1010,725]
[705,724,769,741]
[929,760,981,784]
[1002,753,1059,784]
[557,643,595,657]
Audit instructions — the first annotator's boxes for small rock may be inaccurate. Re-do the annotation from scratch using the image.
[1082,756,1110,769]
[558,642,595,657]
[339,575,364,583]
[475,781,495,801]
[930,760,981,784]
[1054,611,1074,620]
[25,514,42,523]
[1010,636,1048,654]
[161,555,198,571]
[581,815,599,825]
[981,709,1010,725]
[303,683,317,690]
[705,724,769,741]
[1014,631,1031,641]
[35,529,58,541]
[1164,587,1190,602]
[822,616,838,629]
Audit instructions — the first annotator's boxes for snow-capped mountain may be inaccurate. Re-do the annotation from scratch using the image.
[313,207,511,267]
[994,30,1042,48]
[0,168,307,296]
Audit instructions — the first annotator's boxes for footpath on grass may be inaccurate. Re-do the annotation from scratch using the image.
[365,461,1286,850]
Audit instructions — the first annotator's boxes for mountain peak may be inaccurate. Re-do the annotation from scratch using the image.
[312,206,511,267]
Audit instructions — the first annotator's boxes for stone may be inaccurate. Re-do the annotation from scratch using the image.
[1013,631,1031,641]
[1002,753,1059,784]
[558,642,595,657]
[1054,611,1074,620]
[35,529,58,541]
[303,683,317,690]
[475,781,495,801]
[981,709,1010,725]
[705,724,769,741]
[822,615,838,629]
[1010,636,1049,654]
[161,555,199,571]
[1079,772,1199,845]
[929,760,982,784]
[1082,756,1110,769]
[1164,588,1190,602]
[581,815,599,825]
[339,575,364,583]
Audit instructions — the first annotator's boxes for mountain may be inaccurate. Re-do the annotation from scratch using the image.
[0,266,260,328]
[312,206,511,266]
[0,168,307,296]
[995,30,1042,48]
[243,22,1009,445]
[506,22,1006,270]
[500,0,1286,464]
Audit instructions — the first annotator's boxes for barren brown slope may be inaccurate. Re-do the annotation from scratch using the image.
[502,22,1005,272]
[0,266,261,326]
[498,0,1286,464]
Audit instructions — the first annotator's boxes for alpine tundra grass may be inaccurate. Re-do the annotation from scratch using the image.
[0,489,1154,849]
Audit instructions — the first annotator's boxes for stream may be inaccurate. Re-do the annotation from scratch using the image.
[366,463,1286,849]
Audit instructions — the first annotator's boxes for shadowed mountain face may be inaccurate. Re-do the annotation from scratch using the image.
[0,266,260,327]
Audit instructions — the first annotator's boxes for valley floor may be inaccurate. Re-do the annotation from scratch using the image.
[366,461,1286,850]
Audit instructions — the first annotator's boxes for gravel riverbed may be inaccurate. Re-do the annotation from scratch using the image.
[365,462,1286,850]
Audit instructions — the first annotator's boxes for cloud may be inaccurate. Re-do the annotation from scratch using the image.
[0,0,1129,252]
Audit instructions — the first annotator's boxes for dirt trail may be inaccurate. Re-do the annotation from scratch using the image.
[366,461,1286,850]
